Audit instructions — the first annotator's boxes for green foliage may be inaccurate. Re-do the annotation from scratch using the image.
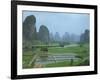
[38,47,49,61]
[45,61,71,67]
[48,44,89,57]
[59,42,70,47]
[22,51,34,68]
[22,15,90,68]
[59,42,65,47]
[23,43,89,68]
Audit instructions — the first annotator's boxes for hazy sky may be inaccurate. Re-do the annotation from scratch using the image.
[23,11,90,36]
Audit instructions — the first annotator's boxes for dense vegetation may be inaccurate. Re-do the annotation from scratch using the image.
[23,15,90,68]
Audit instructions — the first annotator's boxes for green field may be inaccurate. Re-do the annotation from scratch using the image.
[45,59,83,67]
[23,43,89,68]
[48,44,89,57]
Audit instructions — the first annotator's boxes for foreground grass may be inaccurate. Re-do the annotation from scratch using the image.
[45,60,71,67]
[23,49,40,68]
[23,51,33,68]
[48,44,89,57]
[23,44,89,68]
[46,44,89,67]
[45,58,85,67]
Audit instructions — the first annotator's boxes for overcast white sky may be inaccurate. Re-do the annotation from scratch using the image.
[23,11,90,36]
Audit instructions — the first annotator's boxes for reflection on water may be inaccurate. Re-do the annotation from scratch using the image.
[36,53,80,65]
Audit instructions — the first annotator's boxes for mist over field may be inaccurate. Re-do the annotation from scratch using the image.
[22,11,90,68]
[23,11,89,36]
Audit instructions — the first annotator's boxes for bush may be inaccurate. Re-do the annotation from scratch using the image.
[38,47,49,61]
[59,42,65,47]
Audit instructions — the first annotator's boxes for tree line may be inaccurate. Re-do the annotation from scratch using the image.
[23,15,89,47]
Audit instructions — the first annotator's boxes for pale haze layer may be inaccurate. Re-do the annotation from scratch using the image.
[23,11,90,36]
